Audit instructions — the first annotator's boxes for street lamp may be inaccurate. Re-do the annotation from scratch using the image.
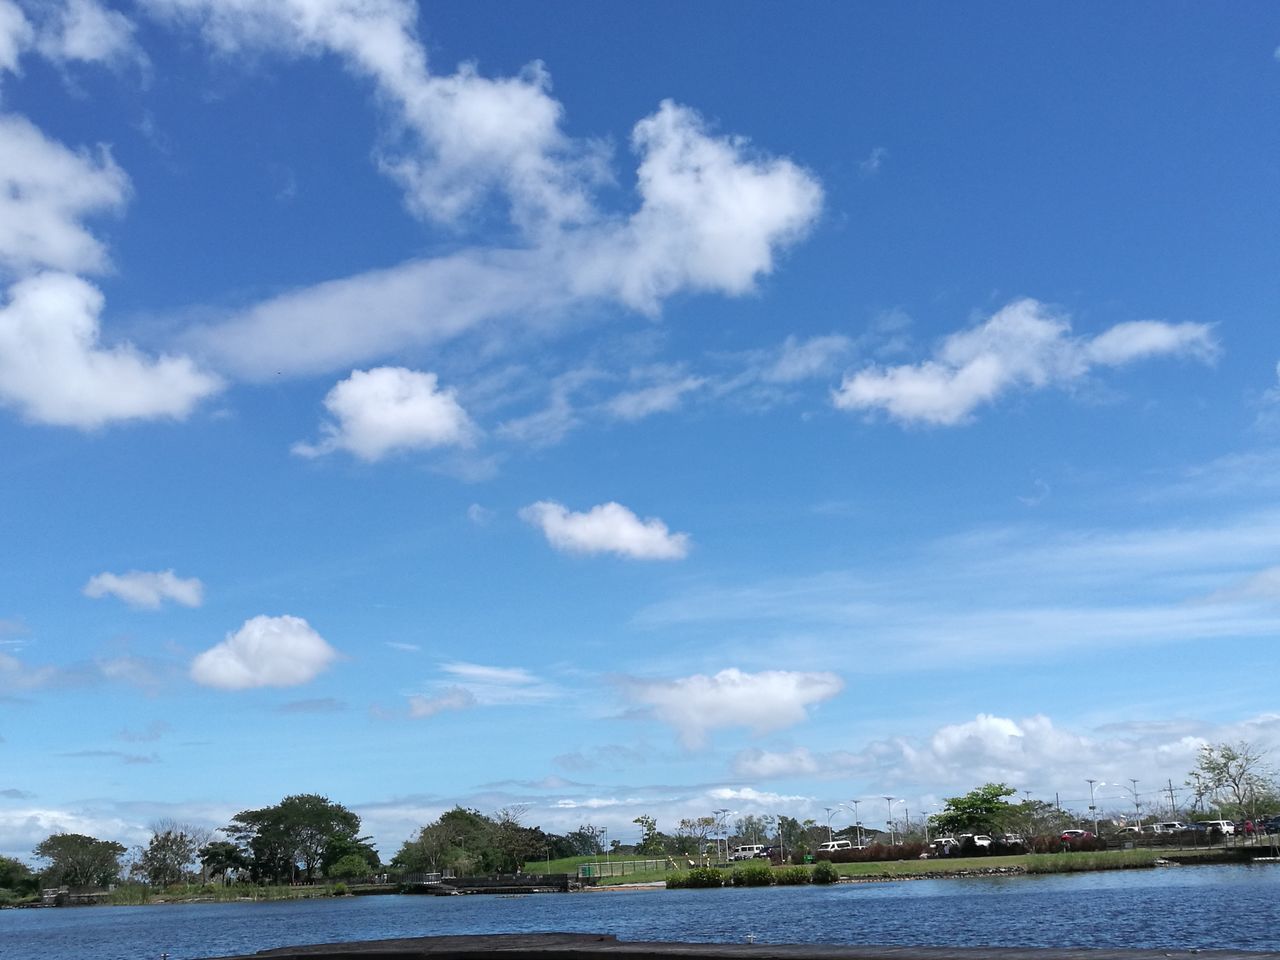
[1086,779,1099,836]
[845,799,862,847]
[824,806,835,842]
[884,796,897,846]
[714,808,730,862]
[1129,779,1142,828]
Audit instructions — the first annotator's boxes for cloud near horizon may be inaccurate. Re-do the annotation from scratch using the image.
[626,667,844,748]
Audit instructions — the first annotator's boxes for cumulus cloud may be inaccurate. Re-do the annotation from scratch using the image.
[0,272,222,428]
[83,569,204,609]
[0,112,129,277]
[833,299,1218,426]
[34,0,146,69]
[144,2,820,380]
[190,615,338,690]
[626,668,844,748]
[0,1,32,75]
[520,500,690,560]
[293,366,474,461]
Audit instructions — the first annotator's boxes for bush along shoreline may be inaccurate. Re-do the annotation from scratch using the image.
[659,846,1259,889]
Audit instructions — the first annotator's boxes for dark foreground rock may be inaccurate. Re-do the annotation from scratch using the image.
[200,931,1280,960]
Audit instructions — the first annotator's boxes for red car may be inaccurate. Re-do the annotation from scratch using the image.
[1061,829,1094,841]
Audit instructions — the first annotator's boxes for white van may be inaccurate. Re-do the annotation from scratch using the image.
[730,844,766,860]
[817,840,853,852]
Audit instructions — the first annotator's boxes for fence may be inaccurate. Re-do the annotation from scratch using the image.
[577,859,669,879]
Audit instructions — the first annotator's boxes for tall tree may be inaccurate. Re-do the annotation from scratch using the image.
[931,783,1018,836]
[227,794,363,883]
[1188,742,1277,818]
[33,833,126,887]
[199,841,249,884]
[138,827,199,887]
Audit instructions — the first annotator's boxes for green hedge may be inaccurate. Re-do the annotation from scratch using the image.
[774,866,811,885]
[665,866,725,888]
[810,860,840,884]
[731,862,775,887]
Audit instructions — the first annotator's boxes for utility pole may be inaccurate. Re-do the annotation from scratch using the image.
[1130,779,1141,826]
[1087,779,1098,836]
[884,796,896,846]
[1167,779,1177,816]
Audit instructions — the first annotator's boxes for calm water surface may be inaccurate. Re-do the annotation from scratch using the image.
[4,865,1280,960]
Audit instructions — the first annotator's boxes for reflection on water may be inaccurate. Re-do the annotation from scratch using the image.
[3,864,1279,960]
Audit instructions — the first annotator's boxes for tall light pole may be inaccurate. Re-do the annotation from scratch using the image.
[824,806,835,842]
[714,808,729,862]
[1086,779,1099,836]
[884,796,896,846]
[1130,779,1141,827]
[851,799,862,846]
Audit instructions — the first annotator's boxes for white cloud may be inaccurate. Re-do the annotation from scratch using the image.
[34,0,146,69]
[147,3,820,381]
[441,662,537,686]
[833,299,1218,426]
[520,500,690,560]
[190,614,338,690]
[761,334,854,384]
[0,112,129,277]
[1086,320,1218,366]
[466,503,494,525]
[0,272,222,428]
[859,146,887,177]
[626,667,844,748]
[732,746,822,779]
[83,569,204,609]
[293,366,474,461]
[605,375,704,421]
[408,685,474,718]
[571,101,822,312]
[0,1,32,74]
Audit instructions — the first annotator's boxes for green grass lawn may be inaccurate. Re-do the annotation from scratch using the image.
[527,846,1243,888]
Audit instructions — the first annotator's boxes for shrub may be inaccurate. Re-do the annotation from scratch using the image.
[774,866,811,885]
[731,862,775,887]
[330,881,349,896]
[810,860,840,885]
[665,866,723,889]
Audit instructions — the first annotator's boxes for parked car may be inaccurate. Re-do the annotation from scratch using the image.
[1150,821,1188,834]
[930,837,960,854]
[958,834,993,848]
[817,839,853,853]
[1114,826,1141,836]
[1061,829,1093,841]
[730,844,766,860]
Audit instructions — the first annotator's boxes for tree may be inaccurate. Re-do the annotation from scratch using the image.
[1188,742,1278,818]
[1012,798,1074,837]
[0,855,37,897]
[673,817,716,855]
[633,815,665,856]
[563,824,606,856]
[138,827,199,887]
[931,783,1017,836]
[199,841,249,884]
[732,814,768,845]
[33,833,126,887]
[227,794,364,883]
[392,807,500,876]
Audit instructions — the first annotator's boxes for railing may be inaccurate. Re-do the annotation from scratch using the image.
[577,859,669,878]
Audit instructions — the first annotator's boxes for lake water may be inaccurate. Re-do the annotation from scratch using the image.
[4,865,1280,960]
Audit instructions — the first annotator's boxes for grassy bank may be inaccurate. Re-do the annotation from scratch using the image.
[590,847,1230,887]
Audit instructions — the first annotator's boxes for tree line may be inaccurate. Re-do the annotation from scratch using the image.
[2,740,1274,903]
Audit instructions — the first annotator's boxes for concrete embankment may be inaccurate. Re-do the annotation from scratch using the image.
[201,931,1280,960]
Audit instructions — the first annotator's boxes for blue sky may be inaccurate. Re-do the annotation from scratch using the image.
[2,0,1280,859]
